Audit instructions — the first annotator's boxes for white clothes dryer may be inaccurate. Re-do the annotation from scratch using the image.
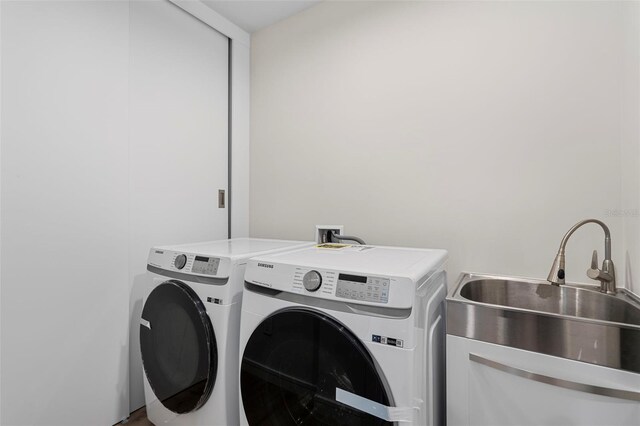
[140,238,313,426]
[238,243,448,426]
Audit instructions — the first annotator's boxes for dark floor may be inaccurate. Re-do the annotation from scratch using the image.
[123,407,154,426]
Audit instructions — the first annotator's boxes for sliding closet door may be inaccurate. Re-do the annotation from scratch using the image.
[1,1,130,425]
[128,0,230,411]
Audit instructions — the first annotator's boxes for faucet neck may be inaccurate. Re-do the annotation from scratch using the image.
[558,219,611,260]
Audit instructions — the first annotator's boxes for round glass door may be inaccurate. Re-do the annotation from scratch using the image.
[140,280,217,413]
[240,308,393,425]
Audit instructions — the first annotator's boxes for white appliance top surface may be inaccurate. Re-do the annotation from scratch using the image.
[252,244,448,278]
[155,238,313,260]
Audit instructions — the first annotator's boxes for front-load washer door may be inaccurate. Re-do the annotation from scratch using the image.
[140,280,217,414]
[241,308,393,425]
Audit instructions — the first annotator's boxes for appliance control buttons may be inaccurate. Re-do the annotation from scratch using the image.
[336,276,390,303]
[174,254,187,270]
[303,270,322,292]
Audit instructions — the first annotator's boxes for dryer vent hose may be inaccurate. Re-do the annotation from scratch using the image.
[329,231,366,245]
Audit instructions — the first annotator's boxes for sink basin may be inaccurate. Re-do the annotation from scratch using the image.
[459,278,640,326]
[447,273,640,374]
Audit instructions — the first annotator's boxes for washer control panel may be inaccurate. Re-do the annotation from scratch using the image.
[191,255,220,276]
[336,273,389,304]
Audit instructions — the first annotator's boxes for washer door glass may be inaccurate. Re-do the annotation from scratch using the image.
[140,280,217,414]
[241,308,393,425]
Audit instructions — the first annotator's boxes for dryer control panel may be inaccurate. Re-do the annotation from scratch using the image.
[285,266,409,308]
[191,256,220,276]
[251,263,414,309]
[168,252,221,276]
[245,244,448,310]
[147,249,229,279]
[336,273,389,303]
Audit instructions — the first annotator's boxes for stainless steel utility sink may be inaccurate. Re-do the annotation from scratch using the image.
[459,278,640,326]
[447,273,640,374]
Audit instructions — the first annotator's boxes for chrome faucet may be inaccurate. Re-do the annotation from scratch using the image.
[547,219,617,293]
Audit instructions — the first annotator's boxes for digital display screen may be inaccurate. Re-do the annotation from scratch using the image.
[338,273,367,283]
[195,256,209,263]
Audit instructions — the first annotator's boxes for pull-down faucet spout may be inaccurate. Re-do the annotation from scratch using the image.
[547,219,616,294]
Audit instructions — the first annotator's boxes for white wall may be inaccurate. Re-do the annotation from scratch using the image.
[621,3,640,295]
[1,2,130,424]
[1,0,250,423]
[250,1,640,289]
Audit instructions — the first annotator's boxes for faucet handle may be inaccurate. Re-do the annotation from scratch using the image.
[591,250,598,269]
[587,249,601,280]
[587,249,613,284]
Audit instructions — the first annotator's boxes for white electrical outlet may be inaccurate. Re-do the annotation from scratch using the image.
[315,225,344,244]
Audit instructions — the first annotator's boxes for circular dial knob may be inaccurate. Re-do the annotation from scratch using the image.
[174,254,187,270]
[303,270,322,292]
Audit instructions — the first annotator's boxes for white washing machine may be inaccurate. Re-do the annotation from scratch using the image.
[238,244,448,426]
[140,238,313,426]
